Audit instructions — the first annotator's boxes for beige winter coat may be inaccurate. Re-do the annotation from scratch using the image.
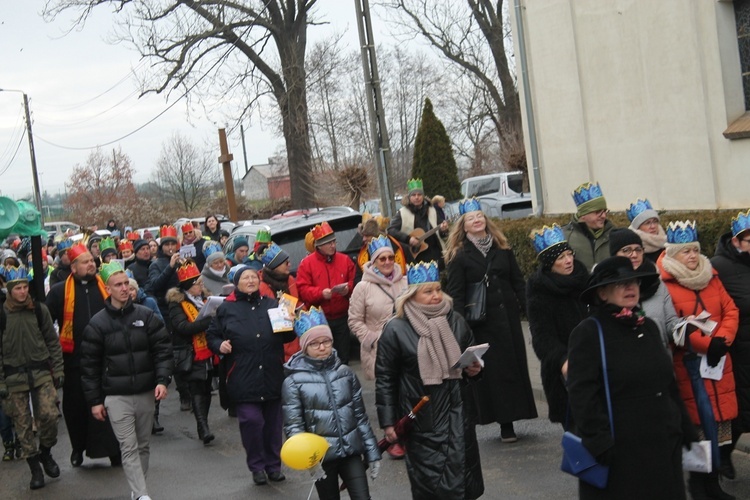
[347,262,408,380]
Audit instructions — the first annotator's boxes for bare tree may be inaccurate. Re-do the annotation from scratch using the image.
[44,0,321,208]
[378,0,523,174]
[152,133,219,213]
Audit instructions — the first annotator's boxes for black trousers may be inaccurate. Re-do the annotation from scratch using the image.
[328,316,351,365]
[315,454,370,500]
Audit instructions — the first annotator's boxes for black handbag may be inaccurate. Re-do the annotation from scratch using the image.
[560,317,612,489]
[173,345,193,374]
[464,257,493,323]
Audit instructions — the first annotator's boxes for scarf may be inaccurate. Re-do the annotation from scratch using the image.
[60,275,109,354]
[632,226,667,255]
[601,303,646,327]
[208,267,226,278]
[468,233,493,257]
[636,260,661,301]
[403,298,462,385]
[661,253,714,291]
[179,299,213,362]
[4,293,33,313]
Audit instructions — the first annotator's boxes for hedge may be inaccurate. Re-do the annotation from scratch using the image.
[493,209,746,280]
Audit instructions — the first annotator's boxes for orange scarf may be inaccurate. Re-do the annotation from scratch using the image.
[179,300,213,362]
[60,275,109,354]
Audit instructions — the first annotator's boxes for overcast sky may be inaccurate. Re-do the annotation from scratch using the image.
[0,1,393,203]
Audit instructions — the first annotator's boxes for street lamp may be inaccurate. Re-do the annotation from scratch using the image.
[0,88,44,218]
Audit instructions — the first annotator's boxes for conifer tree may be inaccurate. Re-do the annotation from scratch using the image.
[411,98,461,201]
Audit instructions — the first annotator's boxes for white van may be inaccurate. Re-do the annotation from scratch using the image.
[460,171,524,199]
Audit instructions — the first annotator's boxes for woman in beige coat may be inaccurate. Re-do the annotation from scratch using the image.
[349,235,408,458]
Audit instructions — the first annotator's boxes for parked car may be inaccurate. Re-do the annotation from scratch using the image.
[225,206,362,275]
[43,221,80,240]
[135,226,161,239]
[460,171,525,198]
[444,193,533,221]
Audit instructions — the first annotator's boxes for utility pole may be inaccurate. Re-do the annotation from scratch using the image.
[218,129,238,221]
[354,0,396,218]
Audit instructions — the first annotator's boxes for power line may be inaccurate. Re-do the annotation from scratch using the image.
[0,128,26,177]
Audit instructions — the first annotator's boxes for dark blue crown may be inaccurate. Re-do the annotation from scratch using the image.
[459,198,482,215]
[294,306,329,337]
[406,261,440,285]
[57,239,73,252]
[0,266,29,283]
[666,220,698,244]
[571,182,603,207]
[530,224,567,255]
[259,242,283,266]
[626,199,653,222]
[367,235,392,256]
[203,241,223,258]
[732,210,750,237]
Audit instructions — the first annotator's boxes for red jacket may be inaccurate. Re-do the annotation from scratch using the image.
[296,250,355,320]
[659,256,739,424]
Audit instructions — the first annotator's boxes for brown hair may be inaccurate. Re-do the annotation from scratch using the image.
[443,212,509,264]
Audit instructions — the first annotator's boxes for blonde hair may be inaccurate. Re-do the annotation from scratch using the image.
[443,212,509,264]
[394,283,453,318]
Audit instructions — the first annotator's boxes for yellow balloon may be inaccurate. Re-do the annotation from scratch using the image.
[281,432,330,470]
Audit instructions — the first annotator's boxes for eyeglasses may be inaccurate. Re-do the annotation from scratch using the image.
[184,231,194,236]
[619,246,644,256]
[594,209,609,217]
[308,339,333,349]
[377,255,396,263]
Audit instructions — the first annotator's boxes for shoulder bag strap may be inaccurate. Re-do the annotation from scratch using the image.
[591,317,614,437]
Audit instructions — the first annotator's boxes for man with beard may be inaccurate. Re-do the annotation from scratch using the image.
[145,226,191,411]
[127,240,151,289]
[46,243,121,467]
[49,240,73,287]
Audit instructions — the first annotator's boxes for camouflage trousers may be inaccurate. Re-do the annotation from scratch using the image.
[1,381,59,459]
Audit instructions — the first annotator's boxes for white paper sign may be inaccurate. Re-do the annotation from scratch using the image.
[699,354,726,381]
[195,296,225,321]
[180,244,197,259]
[682,440,712,473]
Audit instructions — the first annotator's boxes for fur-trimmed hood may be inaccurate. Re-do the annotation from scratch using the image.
[166,287,186,304]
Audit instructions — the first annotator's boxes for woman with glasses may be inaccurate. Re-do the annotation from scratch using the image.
[526,224,589,426]
[167,260,217,444]
[627,199,667,263]
[348,236,408,458]
[658,221,739,499]
[568,256,695,500]
[445,199,537,443]
[207,262,297,485]
[609,228,678,350]
[376,261,484,500]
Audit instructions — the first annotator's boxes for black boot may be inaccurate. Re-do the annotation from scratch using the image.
[719,444,735,480]
[39,446,60,478]
[192,394,214,445]
[152,400,164,434]
[705,472,735,500]
[27,456,45,490]
[688,472,711,500]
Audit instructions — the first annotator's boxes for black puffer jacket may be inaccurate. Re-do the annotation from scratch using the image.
[145,251,179,321]
[282,351,380,464]
[80,298,173,406]
[526,260,589,423]
[712,231,750,432]
[127,257,151,288]
[376,310,483,500]
[167,288,214,381]
[206,291,296,403]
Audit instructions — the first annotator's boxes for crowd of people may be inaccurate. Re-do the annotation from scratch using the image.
[1,178,749,499]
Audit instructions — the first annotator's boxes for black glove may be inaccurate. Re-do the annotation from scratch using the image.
[54,376,64,389]
[683,424,700,449]
[706,337,729,367]
[596,448,614,466]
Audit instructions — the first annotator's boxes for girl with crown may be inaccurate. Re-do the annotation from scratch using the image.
[658,220,739,499]
[282,307,381,499]
[444,198,537,443]
[376,261,484,500]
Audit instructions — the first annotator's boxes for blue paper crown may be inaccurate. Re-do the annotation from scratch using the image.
[626,198,653,223]
[203,241,223,258]
[406,261,440,286]
[57,239,74,252]
[367,235,392,256]
[294,306,329,337]
[530,224,567,255]
[0,266,29,283]
[732,209,750,237]
[459,198,482,215]
[259,242,283,267]
[571,182,603,207]
[666,220,699,244]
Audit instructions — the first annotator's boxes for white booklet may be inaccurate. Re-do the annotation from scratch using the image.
[699,354,726,381]
[452,343,490,369]
[672,311,717,347]
[195,296,225,321]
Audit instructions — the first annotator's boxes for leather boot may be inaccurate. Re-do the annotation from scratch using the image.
[705,472,735,500]
[192,394,214,444]
[39,445,60,478]
[27,456,45,490]
[152,400,164,434]
[719,444,735,480]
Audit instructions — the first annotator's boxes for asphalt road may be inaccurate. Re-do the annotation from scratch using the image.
[2,325,749,499]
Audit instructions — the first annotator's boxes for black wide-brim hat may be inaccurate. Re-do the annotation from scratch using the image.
[580,256,660,304]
